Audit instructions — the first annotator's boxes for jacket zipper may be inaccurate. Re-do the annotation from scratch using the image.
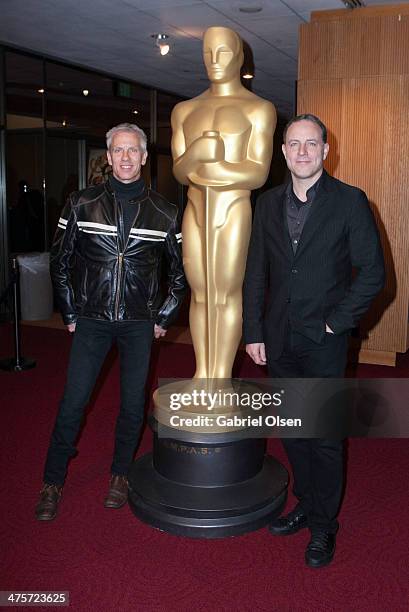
[115,252,123,319]
[114,193,123,321]
[114,195,141,320]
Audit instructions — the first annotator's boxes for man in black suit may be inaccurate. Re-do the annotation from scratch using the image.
[243,114,385,568]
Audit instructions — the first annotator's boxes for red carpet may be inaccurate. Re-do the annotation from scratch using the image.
[1,325,409,611]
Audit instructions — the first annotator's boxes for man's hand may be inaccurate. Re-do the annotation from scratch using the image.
[66,323,76,333]
[154,324,167,339]
[246,342,267,366]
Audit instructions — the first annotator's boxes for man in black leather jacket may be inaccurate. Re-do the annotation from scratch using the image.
[35,123,187,521]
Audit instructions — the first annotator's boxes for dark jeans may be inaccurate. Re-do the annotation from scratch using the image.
[44,318,154,485]
[267,329,348,534]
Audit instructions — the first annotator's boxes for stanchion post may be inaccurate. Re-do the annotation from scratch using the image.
[0,257,36,372]
[12,258,22,368]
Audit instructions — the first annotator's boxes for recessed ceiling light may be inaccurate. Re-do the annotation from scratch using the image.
[37,88,44,94]
[82,89,89,96]
[151,33,170,56]
[239,6,263,13]
[342,0,365,8]
[62,119,67,126]
[133,110,138,114]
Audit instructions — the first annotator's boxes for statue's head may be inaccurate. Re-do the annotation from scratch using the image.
[203,27,244,83]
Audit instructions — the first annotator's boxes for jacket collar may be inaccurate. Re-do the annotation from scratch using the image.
[283,168,331,200]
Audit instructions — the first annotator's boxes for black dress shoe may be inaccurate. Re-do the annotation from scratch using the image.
[305,531,336,568]
[269,507,308,536]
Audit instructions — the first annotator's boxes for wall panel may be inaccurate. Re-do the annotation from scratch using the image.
[298,5,409,365]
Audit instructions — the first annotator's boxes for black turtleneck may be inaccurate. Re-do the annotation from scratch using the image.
[109,174,145,241]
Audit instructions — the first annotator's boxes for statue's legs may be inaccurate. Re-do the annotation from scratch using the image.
[182,199,207,378]
[182,191,251,379]
[208,195,251,378]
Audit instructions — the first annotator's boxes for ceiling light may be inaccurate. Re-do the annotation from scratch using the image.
[133,110,138,114]
[82,89,89,96]
[152,33,170,56]
[62,119,67,126]
[242,72,253,79]
[239,6,262,13]
[37,88,44,94]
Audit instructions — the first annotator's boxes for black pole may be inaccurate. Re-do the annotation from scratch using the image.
[12,258,22,366]
[0,258,36,372]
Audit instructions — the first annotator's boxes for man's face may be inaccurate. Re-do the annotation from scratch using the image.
[107,131,147,183]
[282,120,329,182]
[203,29,242,83]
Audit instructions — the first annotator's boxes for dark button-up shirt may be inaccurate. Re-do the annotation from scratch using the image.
[285,174,322,254]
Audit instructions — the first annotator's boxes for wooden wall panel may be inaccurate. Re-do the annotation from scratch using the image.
[298,4,409,364]
[341,77,408,352]
[299,15,409,81]
[297,79,343,177]
[311,4,409,21]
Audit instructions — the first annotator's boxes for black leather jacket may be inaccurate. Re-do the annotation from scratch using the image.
[50,180,186,327]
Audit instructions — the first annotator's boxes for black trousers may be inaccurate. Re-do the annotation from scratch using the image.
[43,318,154,486]
[267,329,348,534]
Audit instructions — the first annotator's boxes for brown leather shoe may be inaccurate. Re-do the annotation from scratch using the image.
[104,474,128,509]
[35,483,63,521]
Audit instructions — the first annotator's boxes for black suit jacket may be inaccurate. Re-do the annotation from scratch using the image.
[243,171,385,359]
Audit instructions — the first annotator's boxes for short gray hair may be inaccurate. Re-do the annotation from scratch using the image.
[106,123,148,152]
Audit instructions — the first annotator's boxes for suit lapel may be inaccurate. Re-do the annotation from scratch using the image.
[271,184,294,260]
[294,193,329,258]
[293,172,333,259]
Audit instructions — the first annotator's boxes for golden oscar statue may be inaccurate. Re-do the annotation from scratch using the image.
[128,28,288,537]
[171,26,276,379]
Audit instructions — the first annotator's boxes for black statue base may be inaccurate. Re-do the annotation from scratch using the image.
[128,419,288,538]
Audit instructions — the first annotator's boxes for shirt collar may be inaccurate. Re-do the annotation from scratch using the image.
[286,171,324,204]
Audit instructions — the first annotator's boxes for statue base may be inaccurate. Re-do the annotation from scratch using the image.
[128,417,288,539]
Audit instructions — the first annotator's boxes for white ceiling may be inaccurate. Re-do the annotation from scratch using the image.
[0,0,402,117]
